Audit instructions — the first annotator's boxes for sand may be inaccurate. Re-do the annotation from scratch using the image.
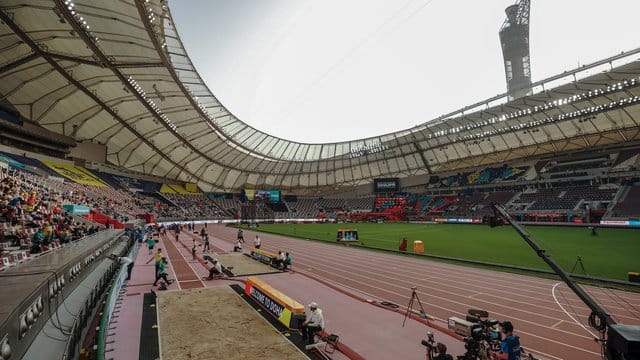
[217,254,281,276]
[157,286,308,360]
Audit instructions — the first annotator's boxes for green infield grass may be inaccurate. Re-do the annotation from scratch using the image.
[239,222,640,281]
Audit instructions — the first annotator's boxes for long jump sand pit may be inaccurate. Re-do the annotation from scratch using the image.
[217,254,281,276]
[157,286,307,360]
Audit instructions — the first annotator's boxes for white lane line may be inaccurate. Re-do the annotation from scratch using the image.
[164,234,205,288]
[160,237,182,291]
[217,227,602,358]
[255,231,640,316]
[552,282,598,339]
[244,227,640,302]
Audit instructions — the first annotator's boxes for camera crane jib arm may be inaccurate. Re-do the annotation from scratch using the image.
[491,204,615,329]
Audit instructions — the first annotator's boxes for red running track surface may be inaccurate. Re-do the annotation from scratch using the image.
[203,224,640,360]
[160,233,206,289]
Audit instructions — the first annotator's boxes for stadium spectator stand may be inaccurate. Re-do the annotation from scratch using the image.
[0,168,103,269]
[610,186,640,219]
[433,165,529,188]
[611,149,640,172]
[0,148,638,224]
[511,186,618,212]
[373,196,407,212]
[162,193,226,220]
[212,197,240,217]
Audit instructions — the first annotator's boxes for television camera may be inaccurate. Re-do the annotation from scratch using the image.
[447,309,502,360]
[421,331,436,359]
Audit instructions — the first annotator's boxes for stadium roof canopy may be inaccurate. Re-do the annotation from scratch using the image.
[1,0,640,192]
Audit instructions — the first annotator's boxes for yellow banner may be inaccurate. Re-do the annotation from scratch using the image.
[42,161,109,187]
[184,182,198,193]
[159,184,177,194]
[160,183,201,194]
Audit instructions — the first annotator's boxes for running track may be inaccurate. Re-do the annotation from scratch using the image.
[160,233,205,289]
[204,224,640,360]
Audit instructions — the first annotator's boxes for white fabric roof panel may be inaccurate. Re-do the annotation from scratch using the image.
[1,0,640,191]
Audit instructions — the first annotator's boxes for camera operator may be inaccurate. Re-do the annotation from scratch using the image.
[489,321,521,360]
[428,342,453,360]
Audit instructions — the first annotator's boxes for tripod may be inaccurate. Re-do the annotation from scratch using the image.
[402,286,428,327]
[570,256,587,275]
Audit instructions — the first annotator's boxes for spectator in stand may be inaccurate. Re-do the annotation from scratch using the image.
[32,228,45,245]
[8,192,24,208]
[43,221,53,244]
[59,226,71,244]
[30,228,45,254]
[301,302,324,345]
[254,235,261,249]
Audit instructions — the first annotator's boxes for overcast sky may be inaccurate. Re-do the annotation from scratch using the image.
[170,0,640,143]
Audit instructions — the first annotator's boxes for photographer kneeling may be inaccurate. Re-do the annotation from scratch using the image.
[428,343,453,360]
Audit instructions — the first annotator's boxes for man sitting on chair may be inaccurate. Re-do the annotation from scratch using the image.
[283,252,292,271]
[233,239,243,252]
[301,302,324,345]
[206,259,224,280]
[274,251,285,269]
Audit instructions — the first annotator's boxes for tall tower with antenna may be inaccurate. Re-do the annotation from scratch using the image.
[499,0,531,100]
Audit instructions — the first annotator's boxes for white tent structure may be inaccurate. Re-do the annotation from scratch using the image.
[1,0,639,192]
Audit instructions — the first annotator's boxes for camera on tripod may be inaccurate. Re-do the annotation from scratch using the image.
[448,309,502,359]
[421,331,435,349]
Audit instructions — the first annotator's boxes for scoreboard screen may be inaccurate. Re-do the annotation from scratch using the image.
[373,178,399,193]
[244,189,281,202]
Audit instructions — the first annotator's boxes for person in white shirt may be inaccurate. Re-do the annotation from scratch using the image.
[234,239,243,252]
[274,251,285,269]
[301,302,324,344]
[206,259,223,280]
[118,256,134,280]
[254,235,261,249]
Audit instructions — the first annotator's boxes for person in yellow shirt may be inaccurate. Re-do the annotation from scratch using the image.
[43,222,53,242]
[146,248,163,277]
